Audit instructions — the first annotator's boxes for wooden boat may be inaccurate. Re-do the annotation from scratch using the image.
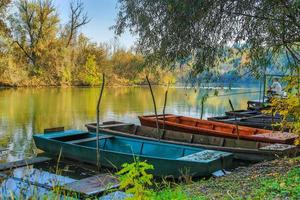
[86,122,298,162]
[225,110,261,117]
[138,114,298,144]
[207,115,280,130]
[33,129,233,178]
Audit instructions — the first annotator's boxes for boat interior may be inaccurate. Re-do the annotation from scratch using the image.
[142,115,271,136]
[46,131,225,161]
[96,123,270,149]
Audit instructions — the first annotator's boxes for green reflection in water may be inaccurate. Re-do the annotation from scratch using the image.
[0,86,259,161]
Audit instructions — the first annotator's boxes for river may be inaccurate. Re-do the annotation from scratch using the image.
[0,85,260,162]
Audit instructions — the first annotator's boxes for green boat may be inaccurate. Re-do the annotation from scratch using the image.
[33,129,233,178]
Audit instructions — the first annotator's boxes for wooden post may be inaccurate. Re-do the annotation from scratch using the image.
[96,73,105,170]
[162,84,169,139]
[262,67,267,103]
[146,76,160,137]
[200,96,205,120]
[229,99,240,140]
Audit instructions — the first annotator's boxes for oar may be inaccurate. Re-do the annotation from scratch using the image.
[96,73,105,170]
[229,99,240,140]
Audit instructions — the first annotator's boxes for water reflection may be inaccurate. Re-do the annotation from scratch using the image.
[0,86,259,161]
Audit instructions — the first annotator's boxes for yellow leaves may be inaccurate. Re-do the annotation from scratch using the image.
[265,80,300,138]
[240,52,250,66]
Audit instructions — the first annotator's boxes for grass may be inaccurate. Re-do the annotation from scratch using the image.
[150,157,300,200]
[251,167,300,199]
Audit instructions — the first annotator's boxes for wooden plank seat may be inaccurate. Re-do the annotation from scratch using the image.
[99,123,133,128]
[68,135,113,144]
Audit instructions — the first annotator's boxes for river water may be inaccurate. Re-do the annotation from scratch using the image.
[0,85,260,162]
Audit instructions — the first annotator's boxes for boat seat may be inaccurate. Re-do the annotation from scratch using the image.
[100,123,134,128]
[177,150,221,162]
[68,135,113,144]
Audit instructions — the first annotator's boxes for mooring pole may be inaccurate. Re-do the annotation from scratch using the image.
[162,84,169,140]
[200,96,205,120]
[96,73,105,170]
[229,99,240,140]
[146,76,160,138]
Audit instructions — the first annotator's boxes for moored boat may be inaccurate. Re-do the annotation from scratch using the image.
[207,115,279,130]
[138,114,298,144]
[33,129,233,178]
[225,110,261,117]
[86,122,298,162]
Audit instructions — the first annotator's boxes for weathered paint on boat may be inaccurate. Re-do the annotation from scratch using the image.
[86,122,298,162]
[138,114,298,144]
[33,130,233,178]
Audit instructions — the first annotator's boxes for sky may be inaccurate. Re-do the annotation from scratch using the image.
[53,0,136,49]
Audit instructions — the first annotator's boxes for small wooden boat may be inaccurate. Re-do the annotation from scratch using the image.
[225,110,261,117]
[86,122,298,162]
[207,115,280,130]
[33,129,233,178]
[138,114,298,144]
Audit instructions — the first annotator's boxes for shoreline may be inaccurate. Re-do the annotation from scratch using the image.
[0,82,261,90]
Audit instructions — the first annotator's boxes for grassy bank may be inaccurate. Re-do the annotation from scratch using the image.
[152,157,300,200]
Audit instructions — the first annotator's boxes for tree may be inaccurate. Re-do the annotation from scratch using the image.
[11,0,59,75]
[111,49,144,81]
[0,0,11,35]
[65,0,90,47]
[78,54,100,86]
[114,0,300,75]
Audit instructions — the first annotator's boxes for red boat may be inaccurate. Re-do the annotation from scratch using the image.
[138,114,298,144]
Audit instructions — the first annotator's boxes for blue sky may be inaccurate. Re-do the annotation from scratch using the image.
[54,0,136,48]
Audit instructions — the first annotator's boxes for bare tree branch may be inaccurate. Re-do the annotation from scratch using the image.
[12,40,34,62]
[66,0,90,47]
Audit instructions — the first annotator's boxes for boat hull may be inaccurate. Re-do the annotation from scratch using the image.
[86,122,298,162]
[208,115,277,130]
[33,130,232,178]
[138,114,298,144]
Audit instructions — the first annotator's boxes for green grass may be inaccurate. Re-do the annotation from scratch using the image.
[150,187,191,200]
[250,167,300,200]
[149,158,300,200]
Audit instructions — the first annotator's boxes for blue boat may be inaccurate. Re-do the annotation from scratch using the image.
[33,129,233,178]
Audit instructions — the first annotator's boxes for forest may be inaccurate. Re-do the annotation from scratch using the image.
[0,0,178,87]
[0,0,269,87]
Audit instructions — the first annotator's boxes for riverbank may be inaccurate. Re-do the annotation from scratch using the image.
[153,157,300,199]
